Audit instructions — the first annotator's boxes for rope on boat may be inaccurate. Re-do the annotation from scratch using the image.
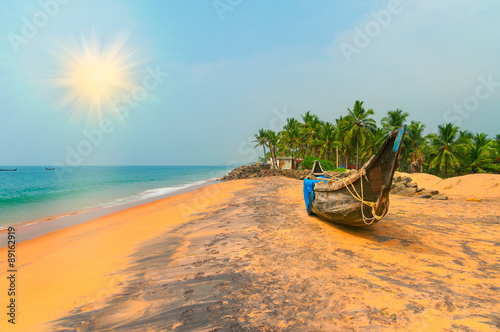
[343,170,387,225]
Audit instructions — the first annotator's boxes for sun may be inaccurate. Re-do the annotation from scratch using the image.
[51,30,142,119]
[71,57,123,104]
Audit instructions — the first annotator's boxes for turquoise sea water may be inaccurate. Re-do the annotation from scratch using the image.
[0,166,230,228]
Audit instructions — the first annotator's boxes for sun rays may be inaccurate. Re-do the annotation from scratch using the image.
[50,30,143,121]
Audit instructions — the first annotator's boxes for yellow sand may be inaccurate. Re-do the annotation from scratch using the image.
[396,172,500,198]
[0,179,248,331]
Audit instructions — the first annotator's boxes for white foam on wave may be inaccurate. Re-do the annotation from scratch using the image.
[98,178,218,209]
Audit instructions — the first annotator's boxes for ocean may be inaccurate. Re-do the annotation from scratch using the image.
[0,166,231,228]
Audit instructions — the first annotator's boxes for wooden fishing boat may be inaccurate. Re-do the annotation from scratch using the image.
[303,125,406,226]
[45,167,55,170]
[0,168,17,171]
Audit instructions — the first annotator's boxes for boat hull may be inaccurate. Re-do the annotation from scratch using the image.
[311,188,390,226]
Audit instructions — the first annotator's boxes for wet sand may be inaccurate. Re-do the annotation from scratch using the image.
[1,177,499,331]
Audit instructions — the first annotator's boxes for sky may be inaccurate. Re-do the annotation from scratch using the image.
[0,0,499,166]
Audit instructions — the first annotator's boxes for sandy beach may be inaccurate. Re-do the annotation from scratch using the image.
[1,175,499,331]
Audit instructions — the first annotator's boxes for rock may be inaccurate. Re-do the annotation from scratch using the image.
[394,188,417,196]
[403,177,413,184]
[430,190,439,195]
[420,193,432,199]
[416,187,425,192]
[407,182,418,188]
[219,164,311,181]
[430,194,448,200]
[391,182,407,194]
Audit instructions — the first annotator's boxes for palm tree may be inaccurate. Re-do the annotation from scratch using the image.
[280,118,301,167]
[458,130,473,141]
[494,134,500,168]
[286,118,300,154]
[301,113,323,158]
[335,115,352,168]
[465,133,496,173]
[300,111,314,157]
[310,119,325,158]
[381,109,409,134]
[363,127,386,164]
[345,100,377,169]
[331,122,345,168]
[253,129,268,161]
[428,123,461,177]
[454,130,474,174]
[411,148,426,173]
[264,129,279,169]
[318,122,336,161]
[406,121,427,173]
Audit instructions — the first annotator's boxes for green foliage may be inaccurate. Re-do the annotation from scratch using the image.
[301,156,336,171]
[381,109,409,134]
[253,101,500,177]
[427,123,461,176]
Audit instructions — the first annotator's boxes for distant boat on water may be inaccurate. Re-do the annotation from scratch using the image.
[0,169,17,171]
[45,167,55,170]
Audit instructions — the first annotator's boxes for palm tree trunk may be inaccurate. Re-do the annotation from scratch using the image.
[270,146,278,170]
[336,146,339,168]
[356,132,359,170]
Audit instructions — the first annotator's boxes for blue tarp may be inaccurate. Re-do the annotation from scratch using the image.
[303,177,327,214]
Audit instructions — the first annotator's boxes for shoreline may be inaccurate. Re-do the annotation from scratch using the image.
[0,179,220,247]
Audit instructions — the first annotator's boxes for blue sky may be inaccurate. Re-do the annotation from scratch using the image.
[0,0,499,166]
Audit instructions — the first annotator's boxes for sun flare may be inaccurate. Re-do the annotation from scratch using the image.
[51,31,142,119]
[71,58,124,104]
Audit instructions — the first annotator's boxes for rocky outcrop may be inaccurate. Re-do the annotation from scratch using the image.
[390,176,448,200]
[220,164,310,181]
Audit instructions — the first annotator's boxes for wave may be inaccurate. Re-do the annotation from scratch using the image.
[96,177,218,208]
